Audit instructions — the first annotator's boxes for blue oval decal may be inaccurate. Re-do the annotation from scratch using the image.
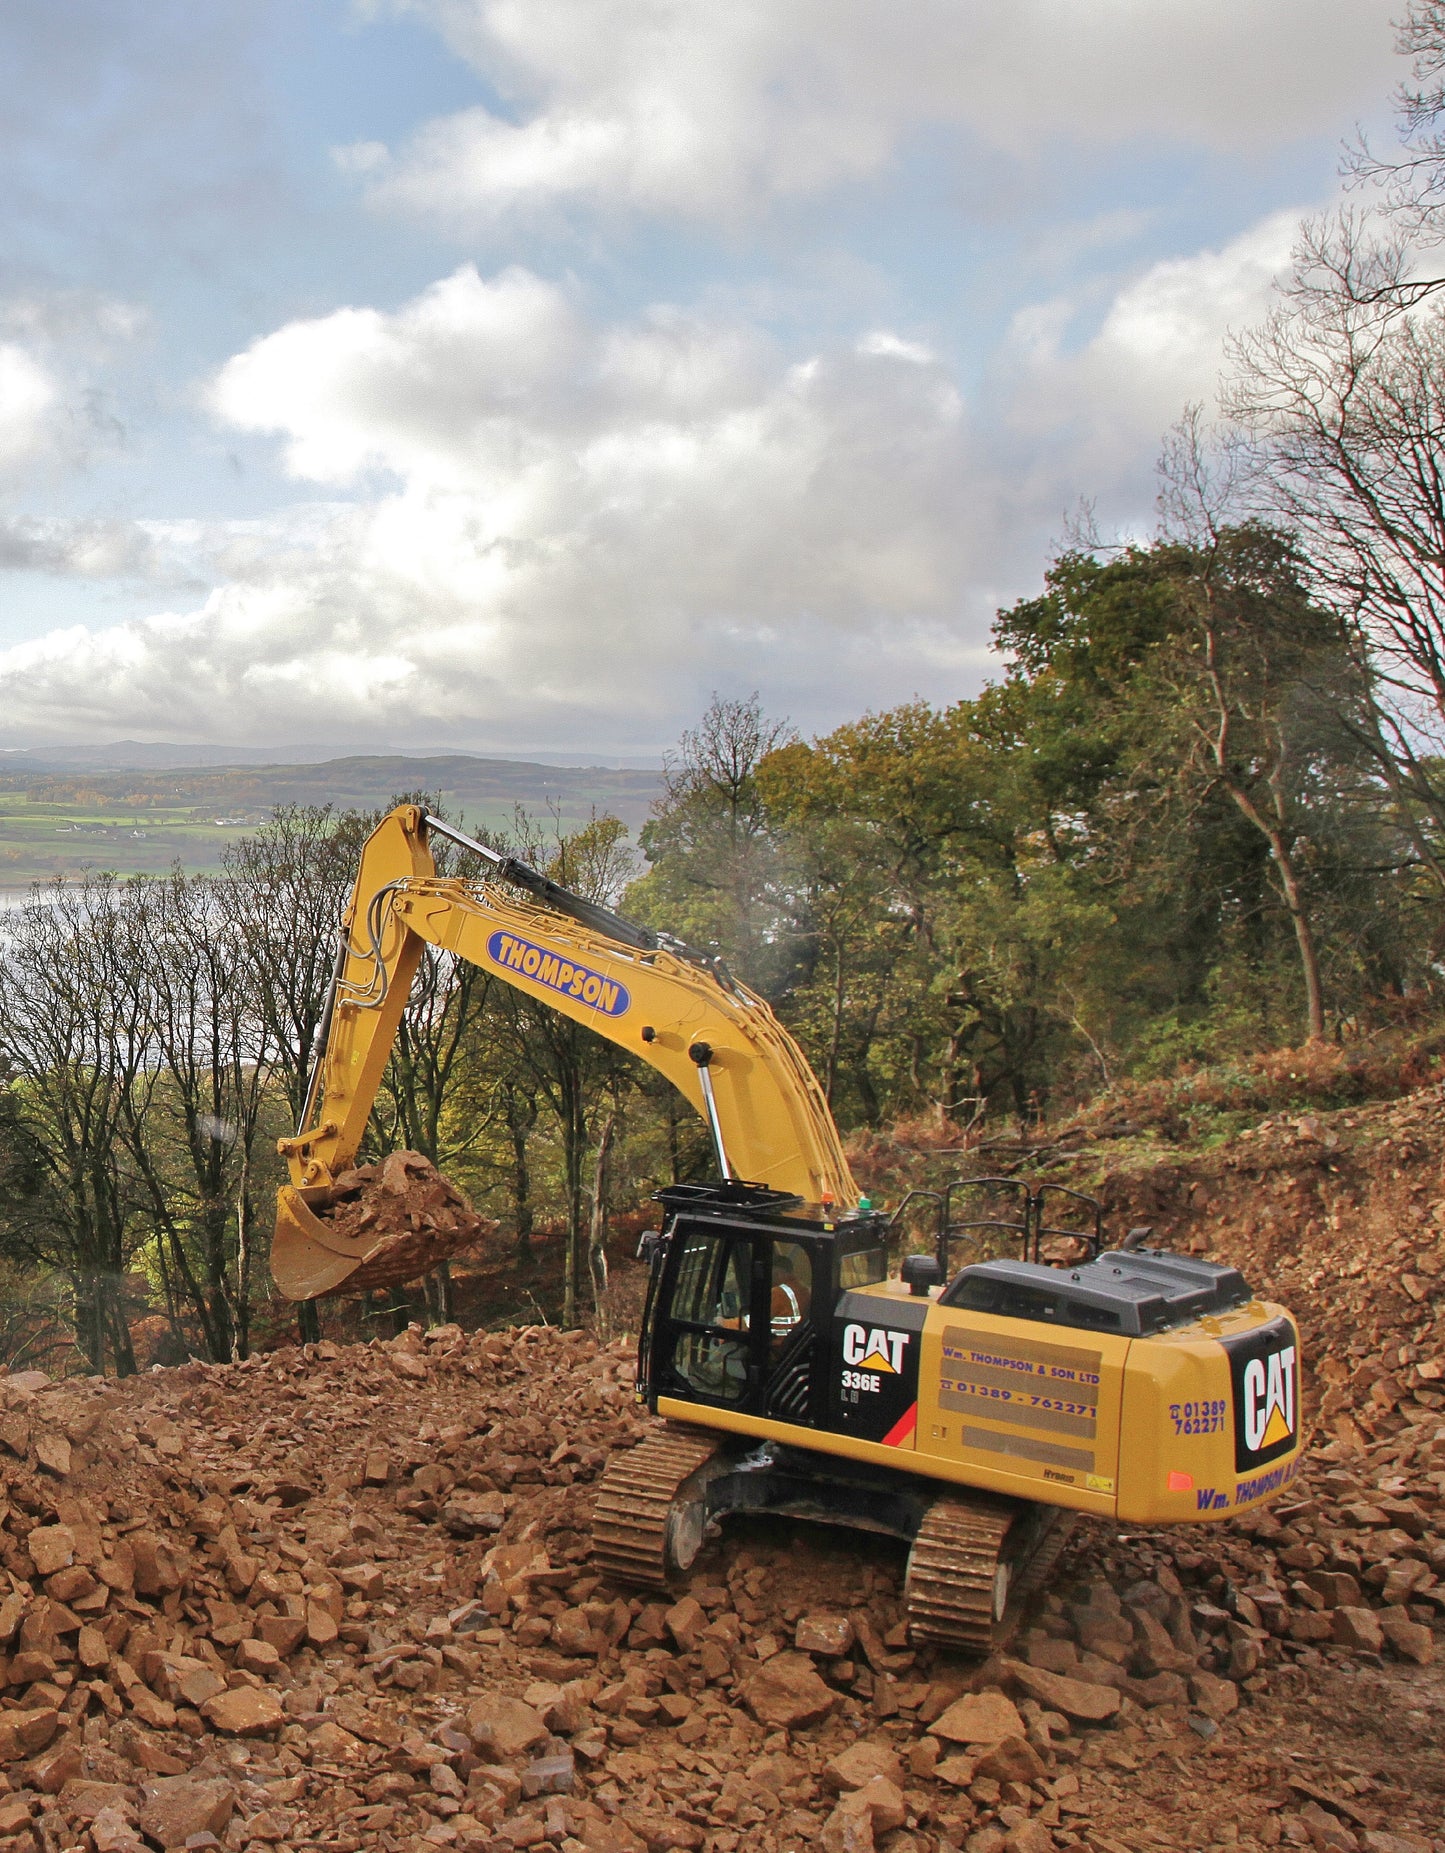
[487,930,631,1016]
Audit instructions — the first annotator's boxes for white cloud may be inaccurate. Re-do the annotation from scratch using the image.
[0,291,145,351]
[0,514,168,579]
[0,267,986,747]
[210,267,587,487]
[358,0,1396,225]
[0,211,1321,748]
[0,346,58,473]
[998,210,1302,514]
[0,291,146,484]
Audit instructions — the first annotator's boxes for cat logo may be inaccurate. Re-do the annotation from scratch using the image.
[1242,1346,1296,1453]
[842,1324,911,1374]
[1224,1318,1300,1471]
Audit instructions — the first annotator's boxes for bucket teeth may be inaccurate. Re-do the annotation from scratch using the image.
[591,1426,723,1589]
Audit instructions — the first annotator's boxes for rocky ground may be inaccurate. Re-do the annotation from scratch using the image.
[0,1093,1441,1853]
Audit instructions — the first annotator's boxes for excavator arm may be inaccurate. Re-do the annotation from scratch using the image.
[272,804,859,1298]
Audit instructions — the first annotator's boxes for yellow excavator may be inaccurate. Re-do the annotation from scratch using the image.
[273,805,1304,1649]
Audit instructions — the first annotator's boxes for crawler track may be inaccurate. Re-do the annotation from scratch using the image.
[905,1495,1074,1653]
[591,1424,724,1589]
[596,1426,1074,1649]
[1013,1508,1076,1608]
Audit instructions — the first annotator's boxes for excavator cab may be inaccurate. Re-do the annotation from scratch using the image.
[637,1184,888,1428]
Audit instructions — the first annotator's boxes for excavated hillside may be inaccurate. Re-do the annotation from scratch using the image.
[0,1091,1440,1853]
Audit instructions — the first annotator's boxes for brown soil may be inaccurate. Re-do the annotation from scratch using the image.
[0,1093,1440,1853]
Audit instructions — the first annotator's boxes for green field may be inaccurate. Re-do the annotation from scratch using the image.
[0,754,662,886]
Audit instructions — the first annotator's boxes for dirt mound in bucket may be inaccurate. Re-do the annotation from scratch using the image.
[311,1150,497,1292]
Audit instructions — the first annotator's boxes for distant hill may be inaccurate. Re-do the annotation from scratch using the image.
[0,740,663,772]
[0,741,346,771]
[0,752,663,887]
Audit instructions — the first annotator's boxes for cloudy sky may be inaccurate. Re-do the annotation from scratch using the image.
[0,0,1407,756]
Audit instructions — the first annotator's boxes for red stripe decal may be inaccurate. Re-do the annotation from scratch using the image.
[882,1402,918,1448]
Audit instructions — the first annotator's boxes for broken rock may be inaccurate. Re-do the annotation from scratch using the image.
[0,1707,59,1759]
[1002,1821,1055,1853]
[741,1650,837,1729]
[90,1806,147,1853]
[626,1812,704,1852]
[309,1150,494,1290]
[663,1595,705,1654]
[795,1613,855,1657]
[25,1525,74,1577]
[1188,1671,1240,1721]
[57,1780,131,1825]
[974,1735,1048,1786]
[0,1798,33,1837]
[931,1690,1027,1746]
[1378,1612,1434,1664]
[1332,1607,1385,1654]
[1007,1662,1122,1724]
[33,1432,70,1477]
[199,1688,285,1737]
[1297,1799,1360,1852]
[137,1777,236,1850]
[823,1741,903,1792]
[466,1694,550,1759]
[821,1775,908,1853]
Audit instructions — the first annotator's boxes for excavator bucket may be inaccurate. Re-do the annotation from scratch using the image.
[272,1158,492,1300]
[271,1185,378,1301]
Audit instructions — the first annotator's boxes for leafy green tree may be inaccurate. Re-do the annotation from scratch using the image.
[758,700,1108,1123]
[997,516,1387,1045]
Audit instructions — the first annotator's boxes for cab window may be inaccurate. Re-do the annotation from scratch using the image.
[672,1231,752,1330]
[839,1246,886,1289]
[669,1231,753,1405]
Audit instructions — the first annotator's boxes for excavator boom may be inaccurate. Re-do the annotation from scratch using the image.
[272,805,857,1298]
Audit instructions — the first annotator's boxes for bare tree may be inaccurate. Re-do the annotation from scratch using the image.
[499,1077,540,1259]
[118,874,275,1362]
[1347,2,1445,266]
[670,693,796,821]
[638,692,796,977]
[495,813,639,1327]
[0,873,285,1369]
[374,816,499,1170]
[0,881,147,1373]
[221,806,372,1128]
[1226,216,1445,898]
[222,806,374,1344]
[588,1104,618,1331]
